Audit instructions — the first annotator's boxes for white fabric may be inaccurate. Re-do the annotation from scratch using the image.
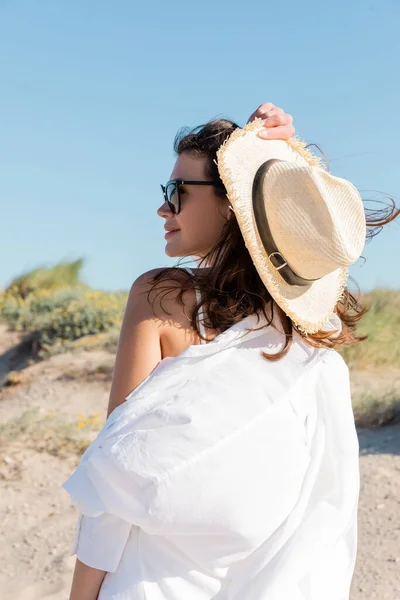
[62,308,360,600]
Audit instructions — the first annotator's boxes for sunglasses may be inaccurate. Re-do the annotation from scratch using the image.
[160,179,225,215]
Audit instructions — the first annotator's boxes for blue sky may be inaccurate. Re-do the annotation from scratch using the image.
[1,0,399,295]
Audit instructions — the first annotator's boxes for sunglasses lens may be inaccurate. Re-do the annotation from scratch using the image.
[165,182,179,213]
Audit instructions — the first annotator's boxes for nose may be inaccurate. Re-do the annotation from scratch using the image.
[157,201,174,218]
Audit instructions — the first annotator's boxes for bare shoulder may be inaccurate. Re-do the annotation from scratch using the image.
[130,266,208,363]
[106,267,196,417]
[129,266,194,320]
[131,266,189,296]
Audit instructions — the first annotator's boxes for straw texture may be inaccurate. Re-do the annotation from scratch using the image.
[215,118,366,335]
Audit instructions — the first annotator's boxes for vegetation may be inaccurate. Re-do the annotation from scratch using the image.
[0,259,127,358]
[1,260,398,368]
[0,260,398,432]
[338,289,400,370]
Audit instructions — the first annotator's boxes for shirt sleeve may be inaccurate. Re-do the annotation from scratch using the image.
[62,431,163,573]
[69,510,132,572]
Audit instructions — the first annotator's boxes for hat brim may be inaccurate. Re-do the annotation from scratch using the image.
[216,118,348,335]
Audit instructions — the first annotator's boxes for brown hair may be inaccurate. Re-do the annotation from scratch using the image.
[148,118,400,361]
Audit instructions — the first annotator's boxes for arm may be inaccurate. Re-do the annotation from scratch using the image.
[107,269,164,418]
[69,559,106,600]
[66,269,166,599]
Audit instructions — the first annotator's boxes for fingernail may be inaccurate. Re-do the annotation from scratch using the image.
[257,130,268,139]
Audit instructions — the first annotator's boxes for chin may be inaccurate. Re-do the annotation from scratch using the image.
[164,241,185,257]
[165,247,180,257]
[165,241,204,259]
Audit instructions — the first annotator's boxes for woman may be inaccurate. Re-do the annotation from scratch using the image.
[62,103,399,600]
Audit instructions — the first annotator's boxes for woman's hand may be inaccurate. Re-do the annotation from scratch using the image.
[246,102,295,140]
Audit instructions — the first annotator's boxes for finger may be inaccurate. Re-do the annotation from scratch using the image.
[260,107,285,118]
[247,105,288,124]
[247,102,277,123]
[255,102,277,116]
[257,123,296,140]
[262,113,293,128]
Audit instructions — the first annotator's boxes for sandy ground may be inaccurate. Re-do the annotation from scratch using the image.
[0,324,399,600]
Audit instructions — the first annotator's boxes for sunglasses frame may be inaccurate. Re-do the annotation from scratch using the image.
[160,179,225,214]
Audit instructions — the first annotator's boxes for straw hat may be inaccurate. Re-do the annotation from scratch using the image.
[215,118,367,335]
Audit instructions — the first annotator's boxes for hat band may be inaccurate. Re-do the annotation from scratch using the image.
[252,159,320,287]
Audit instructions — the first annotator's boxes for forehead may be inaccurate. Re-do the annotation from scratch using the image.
[170,152,207,180]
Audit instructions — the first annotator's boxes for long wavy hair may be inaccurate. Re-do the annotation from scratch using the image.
[148,118,399,361]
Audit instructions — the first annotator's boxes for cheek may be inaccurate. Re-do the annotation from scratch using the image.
[181,197,226,241]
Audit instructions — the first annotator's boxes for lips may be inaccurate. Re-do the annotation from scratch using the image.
[165,229,180,239]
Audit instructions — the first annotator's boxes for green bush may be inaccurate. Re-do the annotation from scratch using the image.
[338,289,400,369]
[0,286,127,357]
[4,259,87,299]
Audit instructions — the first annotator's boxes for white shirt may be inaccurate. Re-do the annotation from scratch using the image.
[62,309,360,600]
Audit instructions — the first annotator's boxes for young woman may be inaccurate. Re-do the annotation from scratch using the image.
[63,102,399,600]
[105,103,296,421]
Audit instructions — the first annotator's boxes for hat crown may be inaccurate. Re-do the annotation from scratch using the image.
[215,119,367,334]
[264,163,366,280]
